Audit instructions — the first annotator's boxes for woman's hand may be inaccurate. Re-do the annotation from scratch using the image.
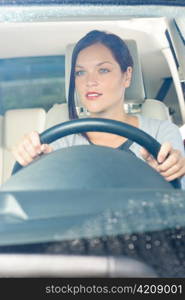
[12,131,53,166]
[140,142,185,181]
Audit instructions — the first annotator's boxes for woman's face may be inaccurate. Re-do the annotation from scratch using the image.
[75,43,132,116]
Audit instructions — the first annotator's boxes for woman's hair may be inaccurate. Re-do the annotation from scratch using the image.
[68,30,134,120]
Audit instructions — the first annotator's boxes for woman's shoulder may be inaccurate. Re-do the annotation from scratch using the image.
[137,114,179,133]
[137,114,183,147]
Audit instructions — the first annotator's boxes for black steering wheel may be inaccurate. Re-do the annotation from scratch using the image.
[11,118,180,189]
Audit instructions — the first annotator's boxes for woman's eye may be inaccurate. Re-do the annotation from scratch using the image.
[75,70,85,77]
[99,68,110,74]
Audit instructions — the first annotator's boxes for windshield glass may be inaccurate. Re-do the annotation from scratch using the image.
[0,0,185,284]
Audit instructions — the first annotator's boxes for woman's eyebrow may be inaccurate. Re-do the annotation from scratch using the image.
[97,61,113,66]
[75,61,113,68]
[75,64,84,68]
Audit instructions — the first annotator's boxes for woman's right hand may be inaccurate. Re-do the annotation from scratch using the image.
[12,131,53,166]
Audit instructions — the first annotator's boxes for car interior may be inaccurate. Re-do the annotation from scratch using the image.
[0,17,183,185]
[0,3,185,279]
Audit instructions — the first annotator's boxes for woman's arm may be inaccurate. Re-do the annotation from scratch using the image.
[12,131,53,166]
[140,142,185,181]
[140,119,185,184]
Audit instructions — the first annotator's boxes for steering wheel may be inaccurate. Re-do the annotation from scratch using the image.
[11,118,180,189]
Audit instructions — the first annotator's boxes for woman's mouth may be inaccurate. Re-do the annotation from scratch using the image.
[86,92,102,100]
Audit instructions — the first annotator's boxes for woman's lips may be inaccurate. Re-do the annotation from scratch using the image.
[86,92,102,100]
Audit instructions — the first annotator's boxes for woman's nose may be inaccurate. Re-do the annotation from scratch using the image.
[86,73,98,87]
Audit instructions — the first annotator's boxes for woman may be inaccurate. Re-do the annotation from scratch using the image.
[12,30,185,186]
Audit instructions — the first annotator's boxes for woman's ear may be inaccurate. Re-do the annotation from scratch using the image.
[124,66,133,88]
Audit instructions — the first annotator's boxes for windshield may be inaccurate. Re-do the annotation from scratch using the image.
[0,2,185,297]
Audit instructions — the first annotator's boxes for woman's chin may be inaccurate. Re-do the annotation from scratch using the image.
[85,106,103,116]
[88,110,104,117]
[82,102,108,117]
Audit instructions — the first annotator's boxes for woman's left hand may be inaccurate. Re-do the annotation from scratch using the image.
[140,142,185,181]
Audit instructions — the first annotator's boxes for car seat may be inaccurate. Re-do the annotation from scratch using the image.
[1,108,46,184]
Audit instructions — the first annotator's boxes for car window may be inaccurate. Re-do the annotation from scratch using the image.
[1,0,185,285]
[0,55,65,115]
